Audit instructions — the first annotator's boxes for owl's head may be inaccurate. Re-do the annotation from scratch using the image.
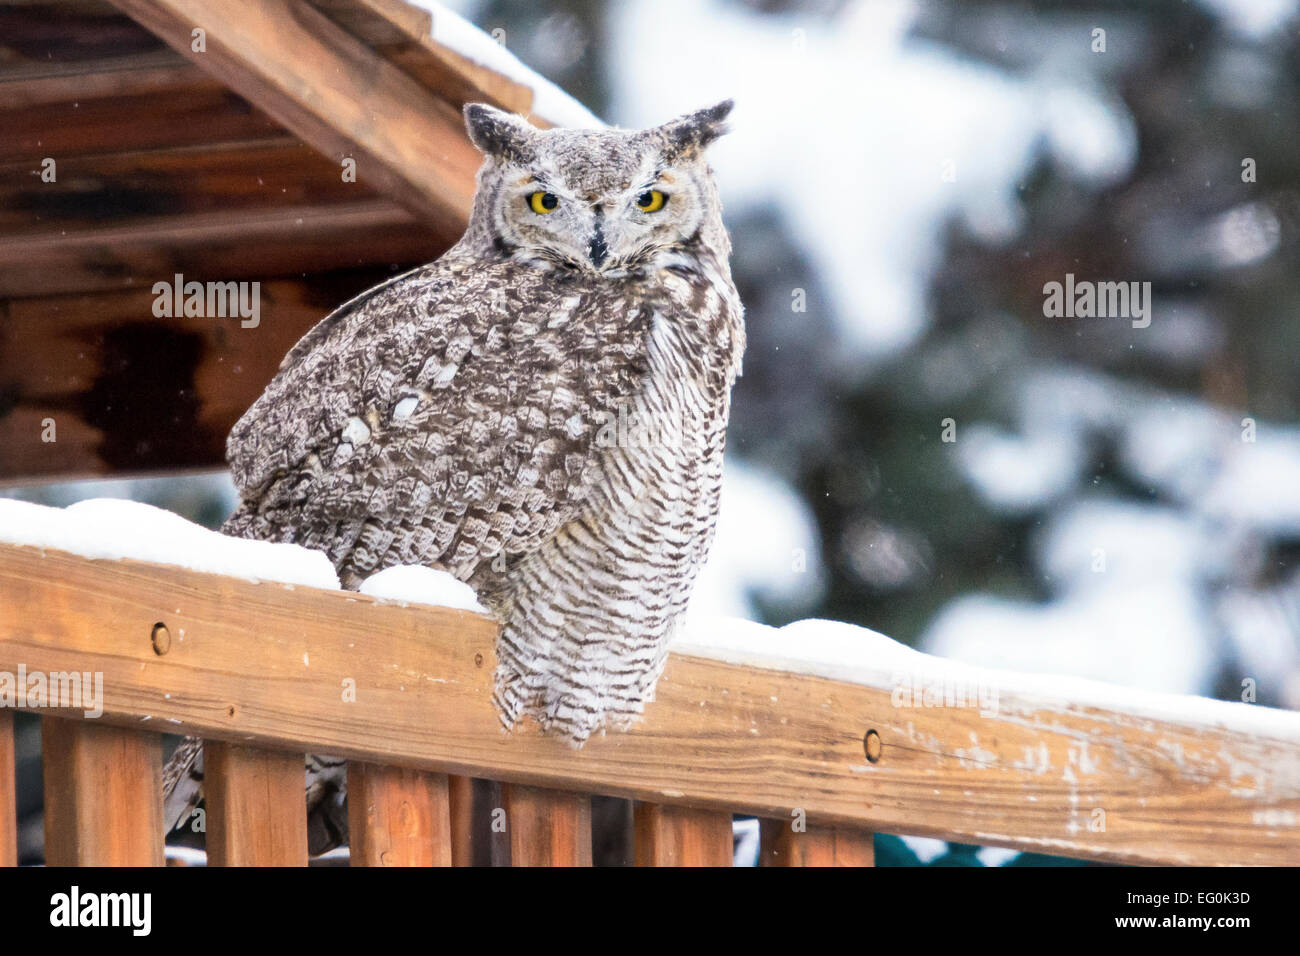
[461,100,733,275]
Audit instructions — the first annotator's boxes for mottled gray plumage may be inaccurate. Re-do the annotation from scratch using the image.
[164,101,744,844]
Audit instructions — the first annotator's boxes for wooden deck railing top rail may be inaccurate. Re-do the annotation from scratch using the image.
[1,540,1298,866]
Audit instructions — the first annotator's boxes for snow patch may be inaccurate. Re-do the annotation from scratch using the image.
[359,564,488,614]
[0,498,339,590]
[901,835,949,864]
[675,614,1300,740]
[412,1,604,128]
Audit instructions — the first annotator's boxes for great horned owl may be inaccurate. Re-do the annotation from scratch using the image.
[164,101,744,843]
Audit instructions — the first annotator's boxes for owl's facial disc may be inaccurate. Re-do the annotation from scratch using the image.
[465,101,733,277]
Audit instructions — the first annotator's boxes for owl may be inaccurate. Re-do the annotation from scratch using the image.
[164,100,745,845]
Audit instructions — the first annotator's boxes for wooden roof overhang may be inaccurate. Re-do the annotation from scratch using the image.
[0,0,553,485]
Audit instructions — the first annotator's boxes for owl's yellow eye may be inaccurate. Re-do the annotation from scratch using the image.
[636,189,667,213]
[528,191,559,214]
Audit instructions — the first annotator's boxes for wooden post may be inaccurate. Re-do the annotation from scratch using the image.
[502,784,592,867]
[760,819,874,866]
[347,762,451,866]
[41,717,164,866]
[204,741,307,866]
[0,711,16,866]
[634,802,733,866]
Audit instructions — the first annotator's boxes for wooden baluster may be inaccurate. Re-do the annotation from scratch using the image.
[448,774,477,866]
[634,802,733,866]
[41,717,164,866]
[502,783,591,866]
[204,741,307,866]
[347,763,451,866]
[0,711,16,866]
[760,818,874,866]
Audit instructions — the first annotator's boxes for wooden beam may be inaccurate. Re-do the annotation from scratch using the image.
[41,717,164,865]
[1,542,1298,866]
[204,740,307,866]
[309,0,541,120]
[0,711,16,866]
[0,74,283,165]
[503,784,591,867]
[760,819,874,867]
[106,0,482,231]
[0,199,439,298]
[0,49,192,106]
[347,762,451,866]
[0,137,373,236]
[634,802,732,867]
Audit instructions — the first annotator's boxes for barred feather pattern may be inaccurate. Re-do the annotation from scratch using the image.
[492,260,742,740]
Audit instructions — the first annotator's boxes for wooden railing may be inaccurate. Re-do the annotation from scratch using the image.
[0,540,1297,866]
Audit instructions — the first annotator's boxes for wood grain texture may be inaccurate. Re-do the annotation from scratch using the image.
[41,717,164,866]
[106,0,481,232]
[1,542,1298,865]
[0,711,16,866]
[0,137,372,236]
[503,784,591,867]
[347,762,451,866]
[0,49,190,107]
[634,802,732,866]
[204,740,307,866]
[0,74,283,165]
[761,819,874,867]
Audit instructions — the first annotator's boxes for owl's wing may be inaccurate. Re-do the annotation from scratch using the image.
[225,257,655,587]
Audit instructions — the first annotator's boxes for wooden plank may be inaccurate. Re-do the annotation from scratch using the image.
[760,819,874,867]
[41,717,164,865]
[107,0,482,232]
[503,784,591,867]
[1,542,1298,866]
[347,762,451,866]
[634,802,732,867]
[0,77,284,165]
[204,740,307,866]
[0,711,16,866]
[0,49,191,105]
[0,199,439,298]
[0,137,371,235]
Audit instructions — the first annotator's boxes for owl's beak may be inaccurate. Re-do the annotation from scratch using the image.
[589,222,608,269]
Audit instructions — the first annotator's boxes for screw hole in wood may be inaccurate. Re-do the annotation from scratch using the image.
[864,729,882,763]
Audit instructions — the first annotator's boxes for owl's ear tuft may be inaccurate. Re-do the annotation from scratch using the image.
[656,99,734,159]
[464,103,536,161]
